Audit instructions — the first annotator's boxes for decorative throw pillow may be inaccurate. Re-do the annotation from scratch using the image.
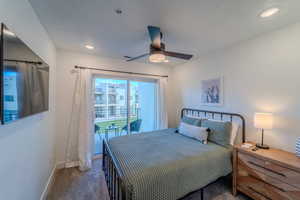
[181,116,202,127]
[208,119,239,145]
[201,119,232,147]
[178,122,209,144]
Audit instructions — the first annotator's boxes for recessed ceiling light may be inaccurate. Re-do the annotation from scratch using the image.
[260,7,280,18]
[85,45,94,50]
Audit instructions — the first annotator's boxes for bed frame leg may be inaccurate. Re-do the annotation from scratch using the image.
[201,188,204,200]
[102,140,105,168]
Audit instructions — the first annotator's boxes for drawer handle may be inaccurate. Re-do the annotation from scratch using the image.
[248,186,272,200]
[248,161,286,177]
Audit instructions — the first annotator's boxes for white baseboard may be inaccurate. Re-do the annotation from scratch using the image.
[40,164,57,200]
[64,161,79,168]
[39,160,82,200]
[55,161,66,170]
[40,157,101,200]
[55,160,79,169]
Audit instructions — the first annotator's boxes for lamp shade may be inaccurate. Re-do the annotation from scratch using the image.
[254,113,273,129]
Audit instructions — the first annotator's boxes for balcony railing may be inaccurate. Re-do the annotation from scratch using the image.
[94,107,139,121]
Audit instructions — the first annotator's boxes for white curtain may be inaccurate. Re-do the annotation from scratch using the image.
[156,77,168,129]
[66,69,94,171]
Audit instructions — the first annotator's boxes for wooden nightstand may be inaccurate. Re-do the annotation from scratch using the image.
[233,143,300,200]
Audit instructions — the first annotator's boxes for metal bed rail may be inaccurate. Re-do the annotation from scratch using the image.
[102,139,133,200]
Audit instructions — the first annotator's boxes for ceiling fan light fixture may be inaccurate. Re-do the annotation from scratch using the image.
[126,26,193,62]
[3,29,15,37]
[149,53,165,63]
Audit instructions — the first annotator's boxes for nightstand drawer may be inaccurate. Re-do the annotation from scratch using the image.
[264,160,300,189]
[238,152,266,171]
[238,151,300,189]
[237,171,270,200]
[238,164,300,200]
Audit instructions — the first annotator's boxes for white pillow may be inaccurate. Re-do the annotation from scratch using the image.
[178,122,208,144]
[230,122,239,145]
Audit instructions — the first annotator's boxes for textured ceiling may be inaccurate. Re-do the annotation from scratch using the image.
[29,0,300,66]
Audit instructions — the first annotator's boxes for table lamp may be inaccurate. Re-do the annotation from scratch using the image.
[254,113,273,149]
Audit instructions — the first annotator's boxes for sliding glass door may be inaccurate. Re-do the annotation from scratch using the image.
[130,81,156,133]
[93,77,157,154]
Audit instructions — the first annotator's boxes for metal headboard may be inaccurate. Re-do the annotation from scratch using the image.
[181,108,246,143]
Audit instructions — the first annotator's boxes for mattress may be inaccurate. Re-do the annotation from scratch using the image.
[108,128,232,200]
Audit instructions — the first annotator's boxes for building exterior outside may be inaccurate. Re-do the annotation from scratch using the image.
[94,79,139,123]
[93,78,156,154]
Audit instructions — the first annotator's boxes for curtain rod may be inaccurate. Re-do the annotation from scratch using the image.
[74,65,168,78]
[4,59,42,65]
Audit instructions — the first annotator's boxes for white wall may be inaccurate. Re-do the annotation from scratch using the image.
[0,1,56,200]
[55,49,171,163]
[171,22,300,153]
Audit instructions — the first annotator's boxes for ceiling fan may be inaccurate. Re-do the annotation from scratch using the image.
[125,26,193,63]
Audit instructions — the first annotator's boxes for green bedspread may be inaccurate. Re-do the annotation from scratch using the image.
[108,128,232,200]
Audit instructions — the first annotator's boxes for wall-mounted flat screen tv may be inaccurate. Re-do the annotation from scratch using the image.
[0,24,49,124]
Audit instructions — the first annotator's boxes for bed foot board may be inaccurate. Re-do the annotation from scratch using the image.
[102,139,132,200]
[103,138,206,200]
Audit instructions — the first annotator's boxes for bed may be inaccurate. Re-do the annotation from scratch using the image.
[102,108,245,200]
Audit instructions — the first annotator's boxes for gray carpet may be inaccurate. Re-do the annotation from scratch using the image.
[47,159,250,200]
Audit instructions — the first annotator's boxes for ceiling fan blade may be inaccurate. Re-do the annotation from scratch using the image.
[147,26,161,48]
[126,53,149,61]
[164,51,193,60]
